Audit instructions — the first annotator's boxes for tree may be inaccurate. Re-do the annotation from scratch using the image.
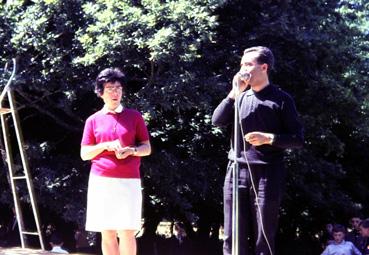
[0,0,227,243]
[208,0,369,253]
[0,1,368,254]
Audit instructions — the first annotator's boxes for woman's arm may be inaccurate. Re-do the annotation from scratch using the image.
[134,140,151,157]
[80,139,122,161]
[115,140,151,159]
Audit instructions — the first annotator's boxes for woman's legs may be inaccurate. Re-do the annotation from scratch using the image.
[117,230,136,255]
[101,230,119,255]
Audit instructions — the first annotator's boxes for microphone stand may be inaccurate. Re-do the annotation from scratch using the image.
[231,78,240,255]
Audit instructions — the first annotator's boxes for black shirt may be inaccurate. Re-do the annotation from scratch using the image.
[212,84,304,165]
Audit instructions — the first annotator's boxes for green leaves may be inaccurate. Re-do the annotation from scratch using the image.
[75,0,219,66]
[0,1,368,251]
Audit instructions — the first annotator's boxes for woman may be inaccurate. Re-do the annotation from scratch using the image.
[80,68,151,255]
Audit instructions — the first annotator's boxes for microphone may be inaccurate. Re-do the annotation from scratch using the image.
[238,72,251,80]
[232,72,251,93]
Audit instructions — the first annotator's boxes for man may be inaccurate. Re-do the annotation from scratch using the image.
[212,46,303,255]
[359,219,369,255]
[346,216,363,250]
[49,233,69,254]
[321,224,362,255]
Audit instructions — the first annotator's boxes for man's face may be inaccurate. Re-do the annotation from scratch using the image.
[240,51,268,87]
[350,217,361,230]
[360,226,369,237]
[333,231,345,244]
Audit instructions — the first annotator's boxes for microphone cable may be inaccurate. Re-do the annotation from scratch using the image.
[236,94,274,255]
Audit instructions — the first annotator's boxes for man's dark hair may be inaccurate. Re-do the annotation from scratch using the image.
[350,214,363,220]
[332,224,346,234]
[50,233,63,245]
[359,219,369,229]
[95,68,126,95]
[243,46,275,73]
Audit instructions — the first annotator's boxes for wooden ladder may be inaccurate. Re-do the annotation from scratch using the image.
[0,59,44,250]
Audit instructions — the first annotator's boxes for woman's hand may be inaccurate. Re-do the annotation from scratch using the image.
[115,147,135,159]
[104,139,122,152]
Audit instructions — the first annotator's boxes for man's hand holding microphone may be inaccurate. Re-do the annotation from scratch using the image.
[228,71,251,99]
[227,71,275,146]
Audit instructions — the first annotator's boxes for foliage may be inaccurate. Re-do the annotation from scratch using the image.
[0,0,368,253]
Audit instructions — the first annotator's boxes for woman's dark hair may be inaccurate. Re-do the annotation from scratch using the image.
[243,46,275,73]
[95,68,126,95]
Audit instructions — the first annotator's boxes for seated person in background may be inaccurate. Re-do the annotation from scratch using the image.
[50,233,69,254]
[347,216,363,249]
[322,223,335,248]
[359,219,369,255]
[0,207,20,247]
[74,227,91,253]
[173,222,187,245]
[321,224,362,255]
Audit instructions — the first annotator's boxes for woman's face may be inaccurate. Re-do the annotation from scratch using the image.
[100,81,123,110]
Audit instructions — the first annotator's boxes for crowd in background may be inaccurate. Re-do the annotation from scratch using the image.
[321,216,369,255]
[2,208,369,255]
[0,214,221,255]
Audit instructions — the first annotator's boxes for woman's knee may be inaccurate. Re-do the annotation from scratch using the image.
[101,230,117,241]
[117,230,135,240]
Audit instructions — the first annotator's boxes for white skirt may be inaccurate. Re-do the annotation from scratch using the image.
[85,173,142,232]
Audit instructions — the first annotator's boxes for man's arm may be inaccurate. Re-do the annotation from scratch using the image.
[212,97,235,127]
[271,93,304,149]
[212,73,250,127]
[243,94,303,148]
[320,246,329,255]
[351,242,363,255]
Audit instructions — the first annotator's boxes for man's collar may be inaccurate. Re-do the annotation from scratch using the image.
[101,104,124,114]
[246,83,272,96]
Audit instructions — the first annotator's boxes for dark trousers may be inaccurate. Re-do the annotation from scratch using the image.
[223,162,286,255]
